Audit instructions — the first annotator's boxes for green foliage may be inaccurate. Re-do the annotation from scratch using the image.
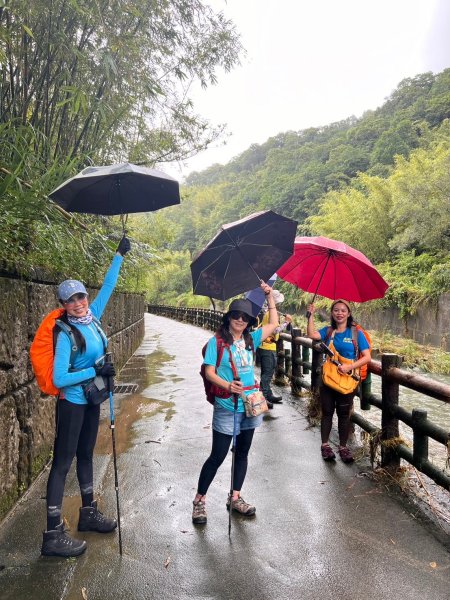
[376,251,450,318]
[388,136,450,253]
[0,0,242,165]
[0,0,243,285]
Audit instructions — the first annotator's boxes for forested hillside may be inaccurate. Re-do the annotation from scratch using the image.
[146,69,450,315]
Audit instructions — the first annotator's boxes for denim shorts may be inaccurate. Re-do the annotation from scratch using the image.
[212,402,263,435]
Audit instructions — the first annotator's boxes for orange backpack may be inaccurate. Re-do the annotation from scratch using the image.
[30,309,76,395]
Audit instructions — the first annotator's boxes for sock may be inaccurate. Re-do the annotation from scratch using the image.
[47,515,61,530]
[81,493,94,507]
[47,504,62,531]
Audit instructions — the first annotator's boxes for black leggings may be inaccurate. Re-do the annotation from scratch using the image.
[320,385,355,446]
[46,400,100,527]
[197,428,255,496]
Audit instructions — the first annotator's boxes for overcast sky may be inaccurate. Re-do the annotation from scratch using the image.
[164,0,450,180]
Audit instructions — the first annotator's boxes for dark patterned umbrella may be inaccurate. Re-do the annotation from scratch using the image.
[191,211,297,301]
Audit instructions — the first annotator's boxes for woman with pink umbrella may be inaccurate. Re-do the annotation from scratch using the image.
[277,236,388,463]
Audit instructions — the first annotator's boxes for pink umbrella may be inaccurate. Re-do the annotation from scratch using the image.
[277,236,389,303]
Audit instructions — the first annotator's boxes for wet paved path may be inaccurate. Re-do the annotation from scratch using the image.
[0,314,449,600]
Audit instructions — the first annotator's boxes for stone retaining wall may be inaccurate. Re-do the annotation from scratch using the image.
[0,277,145,520]
[355,294,450,350]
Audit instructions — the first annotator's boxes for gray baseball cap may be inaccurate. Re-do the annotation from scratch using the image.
[57,279,88,302]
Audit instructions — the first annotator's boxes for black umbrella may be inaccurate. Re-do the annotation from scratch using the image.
[49,162,180,230]
[190,210,297,301]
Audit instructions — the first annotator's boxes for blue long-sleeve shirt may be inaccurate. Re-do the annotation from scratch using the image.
[53,254,123,404]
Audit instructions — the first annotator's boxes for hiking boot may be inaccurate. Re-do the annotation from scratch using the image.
[226,495,256,516]
[339,446,354,463]
[78,501,117,533]
[192,500,207,525]
[321,444,336,461]
[269,395,283,403]
[41,522,87,557]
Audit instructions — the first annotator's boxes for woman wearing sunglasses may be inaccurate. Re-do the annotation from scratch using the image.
[192,283,278,525]
[41,236,131,558]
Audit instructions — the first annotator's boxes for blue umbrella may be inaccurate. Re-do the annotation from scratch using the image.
[244,274,277,317]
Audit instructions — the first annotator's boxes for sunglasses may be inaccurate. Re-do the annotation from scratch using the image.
[229,311,250,323]
[64,293,88,305]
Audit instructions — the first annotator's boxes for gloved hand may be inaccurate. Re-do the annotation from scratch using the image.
[95,362,116,378]
[116,236,131,256]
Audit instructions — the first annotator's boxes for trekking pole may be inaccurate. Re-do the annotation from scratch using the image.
[229,377,240,538]
[105,352,123,555]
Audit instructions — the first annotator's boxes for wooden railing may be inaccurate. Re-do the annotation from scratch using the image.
[148,305,450,490]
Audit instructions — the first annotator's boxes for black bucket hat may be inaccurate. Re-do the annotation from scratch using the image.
[224,298,257,327]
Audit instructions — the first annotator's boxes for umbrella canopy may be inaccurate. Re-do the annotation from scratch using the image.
[277,236,389,302]
[49,162,180,216]
[244,274,277,317]
[191,211,297,301]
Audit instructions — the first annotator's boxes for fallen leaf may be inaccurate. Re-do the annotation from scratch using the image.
[429,562,437,569]
[81,587,88,600]
[164,556,171,568]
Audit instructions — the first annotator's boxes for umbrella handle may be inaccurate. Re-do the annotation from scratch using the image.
[305,293,317,320]
[120,214,128,235]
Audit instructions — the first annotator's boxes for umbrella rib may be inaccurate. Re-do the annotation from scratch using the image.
[193,252,231,293]
[223,228,261,282]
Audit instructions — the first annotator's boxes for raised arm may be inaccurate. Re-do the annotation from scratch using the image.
[260,283,279,341]
[306,303,322,341]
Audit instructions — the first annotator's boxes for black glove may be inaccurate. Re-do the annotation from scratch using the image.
[116,236,131,256]
[95,362,116,378]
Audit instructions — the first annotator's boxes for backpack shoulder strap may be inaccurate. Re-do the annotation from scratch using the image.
[351,325,359,359]
[54,320,78,368]
[215,336,229,369]
[91,316,108,353]
[325,327,333,345]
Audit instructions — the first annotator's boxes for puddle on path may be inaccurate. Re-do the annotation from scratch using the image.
[94,347,177,455]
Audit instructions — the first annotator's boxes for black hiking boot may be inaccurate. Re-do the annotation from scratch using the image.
[78,501,117,533]
[41,522,87,557]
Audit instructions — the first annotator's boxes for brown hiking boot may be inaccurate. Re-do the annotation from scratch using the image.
[226,495,256,516]
[192,500,207,525]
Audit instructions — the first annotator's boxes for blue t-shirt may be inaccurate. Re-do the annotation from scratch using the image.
[204,328,263,412]
[319,326,369,359]
[53,254,123,404]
